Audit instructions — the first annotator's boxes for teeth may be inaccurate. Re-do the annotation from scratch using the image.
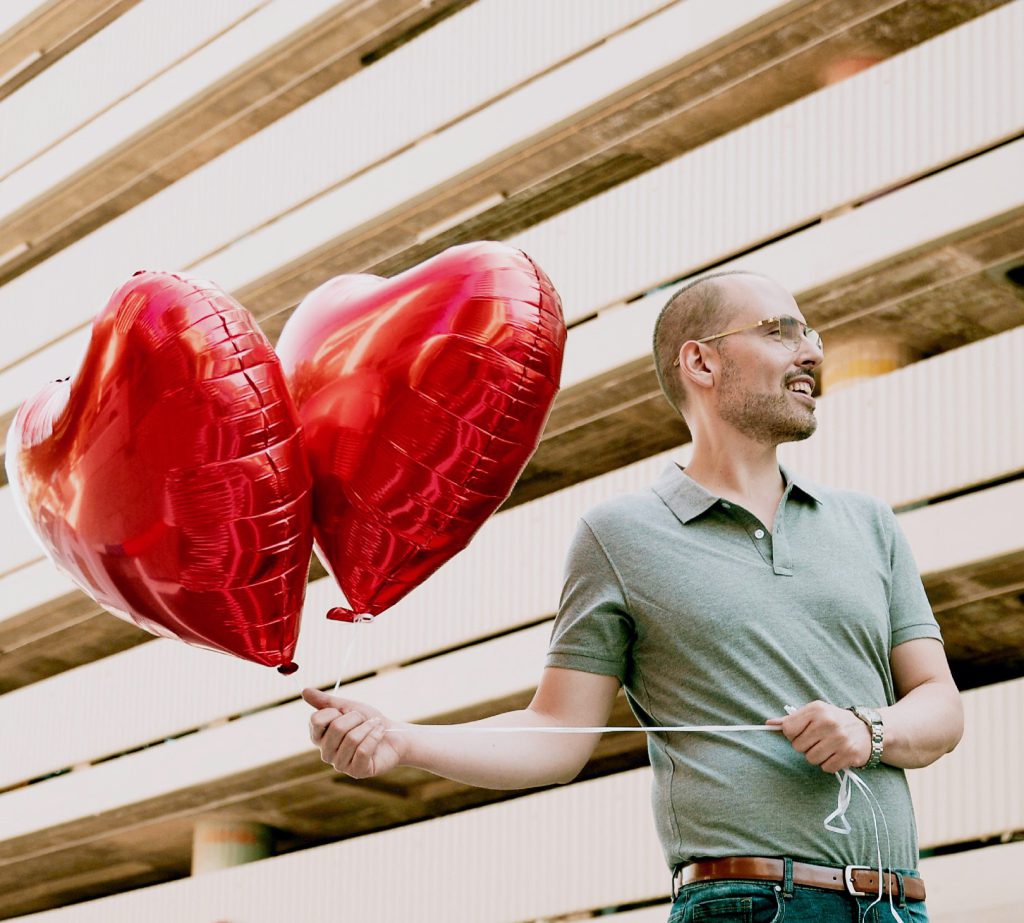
[787,381,812,395]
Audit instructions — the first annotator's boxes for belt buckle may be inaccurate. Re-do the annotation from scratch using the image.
[843,865,872,897]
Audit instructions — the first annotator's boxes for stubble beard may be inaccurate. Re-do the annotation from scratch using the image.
[716,355,818,445]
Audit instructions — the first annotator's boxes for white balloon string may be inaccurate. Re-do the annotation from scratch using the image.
[785,703,902,922]
[332,615,373,694]
[385,724,780,734]
[843,769,903,923]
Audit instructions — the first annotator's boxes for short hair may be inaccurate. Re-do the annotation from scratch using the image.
[652,270,764,417]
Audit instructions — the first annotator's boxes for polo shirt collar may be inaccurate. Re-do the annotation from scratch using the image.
[780,462,824,505]
[652,460,823,524]
[651,463,717,524]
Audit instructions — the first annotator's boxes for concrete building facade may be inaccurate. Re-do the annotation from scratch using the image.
[0,1,1022,920]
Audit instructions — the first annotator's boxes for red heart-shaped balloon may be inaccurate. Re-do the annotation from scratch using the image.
[6,272,313,671]
[276,242,565,620]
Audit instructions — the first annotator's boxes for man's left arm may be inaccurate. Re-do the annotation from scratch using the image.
[876,637,963,769]
[767,640,964,772]
[768,502,964,773]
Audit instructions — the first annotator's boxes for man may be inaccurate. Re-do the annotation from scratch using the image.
[304,271,963,922]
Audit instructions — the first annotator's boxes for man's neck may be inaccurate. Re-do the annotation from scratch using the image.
[681,435,786,509]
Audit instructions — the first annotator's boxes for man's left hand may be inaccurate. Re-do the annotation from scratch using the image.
[766,701,871,773]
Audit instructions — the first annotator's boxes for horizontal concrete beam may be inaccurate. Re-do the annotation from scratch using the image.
[0,0,266,180]
[0,1,139,102]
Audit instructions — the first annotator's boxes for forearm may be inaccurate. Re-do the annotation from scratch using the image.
[878,680,964,769]
[395,707,599,790]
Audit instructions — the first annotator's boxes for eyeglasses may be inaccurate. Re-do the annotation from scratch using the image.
[673,315,823,366]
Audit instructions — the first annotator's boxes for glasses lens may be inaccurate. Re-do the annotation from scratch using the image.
[778,316,823,352]
[779,316,799,351]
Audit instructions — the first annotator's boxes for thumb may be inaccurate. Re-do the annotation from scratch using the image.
[302,687,344,710]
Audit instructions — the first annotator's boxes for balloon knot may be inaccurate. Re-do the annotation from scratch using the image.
[327,607,375,623]
[277,661,299,676]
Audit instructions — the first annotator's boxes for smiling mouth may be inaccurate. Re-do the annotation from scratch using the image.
[787,389,816,407]
[784,379,815,405]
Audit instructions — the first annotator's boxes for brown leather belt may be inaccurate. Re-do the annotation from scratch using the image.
[676,858,926,902]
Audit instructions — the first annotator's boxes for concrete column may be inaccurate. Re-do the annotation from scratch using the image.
[192,819,272,875]
[820,335,921,394]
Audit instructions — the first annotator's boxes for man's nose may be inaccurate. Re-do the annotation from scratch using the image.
[796,332,824,369]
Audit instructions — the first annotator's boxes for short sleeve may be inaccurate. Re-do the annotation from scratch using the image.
[884,504,943,649]
[545,518,634,683]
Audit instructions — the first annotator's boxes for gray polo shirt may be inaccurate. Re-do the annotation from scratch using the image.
[546,462,942,871]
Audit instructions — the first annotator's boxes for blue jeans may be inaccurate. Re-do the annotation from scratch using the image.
[668,873,929,923]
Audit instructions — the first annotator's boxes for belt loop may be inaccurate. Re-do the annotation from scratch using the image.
[894,870,906,908]
[782,857,795,899]
[671,864,682,902]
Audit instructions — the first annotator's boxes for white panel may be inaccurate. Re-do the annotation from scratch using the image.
[1,325,1023,787]
[0,325,88,418]
[511,1,1024,324]
[11,769,668,923]
[910,678,1024,848]
[8,726,1024,923]
[561,137,1024,388]
[900,478,1024,575]
[0,0,266,178]
[0,479,37,574]
[0,0,790,374]
[922,842,1024,923]
[0,0,343,216]
[0,622,554,841]
[779,325,1024,507]
[0,518,571,788]
[0,557,75,623]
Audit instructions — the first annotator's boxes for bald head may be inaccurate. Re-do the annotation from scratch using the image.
[653,270,774,417]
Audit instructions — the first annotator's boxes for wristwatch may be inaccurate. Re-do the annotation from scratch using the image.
[848,705,884,769]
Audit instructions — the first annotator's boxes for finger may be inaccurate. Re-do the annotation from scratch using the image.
[310,707,340,743]
[820,754,847,774]
[788,727,819,754]
[346,720,387,777]
[765,717,784,726]
[334,716,382,772]
[319,711,366,764]
[802,741,836,766]
[782,713,814,742]
[302,688,351,711]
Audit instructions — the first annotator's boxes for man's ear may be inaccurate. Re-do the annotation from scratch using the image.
[677,341,716,395]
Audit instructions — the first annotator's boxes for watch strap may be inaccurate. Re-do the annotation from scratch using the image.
[848,705,884,769]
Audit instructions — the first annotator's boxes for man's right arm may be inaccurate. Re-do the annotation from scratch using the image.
[303,666,621,790]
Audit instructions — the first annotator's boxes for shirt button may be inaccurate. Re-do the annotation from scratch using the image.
[754,529,765,539]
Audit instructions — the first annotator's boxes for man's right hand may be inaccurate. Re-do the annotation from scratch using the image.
[302,687,404,778]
